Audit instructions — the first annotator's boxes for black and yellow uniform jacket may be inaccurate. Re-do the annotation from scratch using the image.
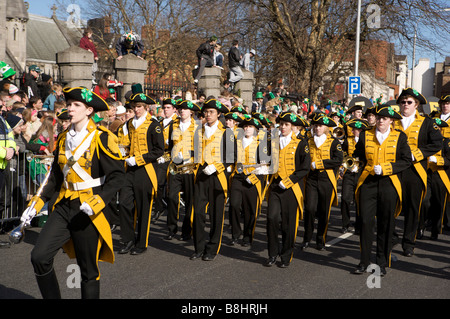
[31,119,125,264]
[354,127,412,217]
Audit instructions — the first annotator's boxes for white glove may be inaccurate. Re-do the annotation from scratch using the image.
[428,156,437,164]
[374,165,382,175]
[157,156,166,164]
[80,202,94,216]
[411,153,415,161]
[311,162,316,170]
[279,181,287,189]
[203,164,217,175]
[246,177,253,185]
[350,165,359,173]
[20,206,37,226]
[125,156,137,166]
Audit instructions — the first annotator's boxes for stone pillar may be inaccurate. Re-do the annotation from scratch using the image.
[114,54,148,104]
[235,69,254,107]
[197,67,222,99]
[56,46,94,88]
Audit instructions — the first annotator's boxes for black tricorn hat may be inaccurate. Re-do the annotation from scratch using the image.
[396,88,427,105]
[239,116,262,129]
[277,111,309,127]
[439,94,450,104]
[176,100,201,112]
[63,87,109,111]
[346,118,370,130]
[432,117,449,128]
[57,109,70,120]
[375,103,403,119]
[163,98,177,106]
[224,112,243,123]
[129,93,157,105]
[230,105,247,114]
[309,112,337,127]
[202,99,229,113]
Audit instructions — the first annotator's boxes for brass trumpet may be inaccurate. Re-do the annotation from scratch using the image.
[333,126,345,139]
[168,162,197,175]
[342,155,360,171]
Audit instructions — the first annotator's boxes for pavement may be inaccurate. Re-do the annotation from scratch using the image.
[1,200,450,306]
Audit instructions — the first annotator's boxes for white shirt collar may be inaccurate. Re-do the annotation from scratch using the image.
[242,136,254,149]
[279,132,292,150]
[204,120,219,138]
[67,120,89,151]
[313,133,327,148]
[163,114,176,127]
[376,127,391,145]
[401,112,415,130]
[132,112,147,129]
[179,118,191,132]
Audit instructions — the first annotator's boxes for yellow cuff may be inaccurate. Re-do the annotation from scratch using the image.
[380,162,393,176]
[247,174,259,185]
[281,177,294,189]
[436,156,445,166]
[412,148,424,162]
[135,155,146,166]
[84,195,105,215]
[29,196,45,213]
[214,163,225,174]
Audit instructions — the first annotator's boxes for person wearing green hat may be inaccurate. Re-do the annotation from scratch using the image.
[352,103,411,276]
[21,64,41,98]
[302,113,343,251]
[0,61,17,94]
[393,88,442,257]
[24,87,125,298]
[252,92,265,113]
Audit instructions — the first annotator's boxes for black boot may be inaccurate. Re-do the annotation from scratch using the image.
[35,269,61,299]
[81,280,100,299]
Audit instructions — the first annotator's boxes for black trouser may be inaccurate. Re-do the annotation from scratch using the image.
[340,171,361,230]
[192,170,227,256]
[303,171,334,247]
[358,175,397,268]
[401,166,424,251]
[167,172,194,237]
[118,166,154,248]
[266,181,299,263]
[31,197,101,299]
[429,171,448,237]
[229,174,262,244]
[153,162,169,214]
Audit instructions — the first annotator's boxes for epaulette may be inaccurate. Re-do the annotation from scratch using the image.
[96,126,123,160]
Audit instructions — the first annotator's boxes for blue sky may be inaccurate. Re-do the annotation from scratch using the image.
[28,0,447,68]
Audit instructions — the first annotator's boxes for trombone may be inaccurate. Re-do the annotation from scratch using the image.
[236,163,269,175]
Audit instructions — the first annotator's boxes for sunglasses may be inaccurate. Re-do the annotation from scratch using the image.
[400,100,414,105]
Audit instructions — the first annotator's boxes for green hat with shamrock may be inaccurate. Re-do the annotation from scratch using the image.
[63,87,110,111]
[0,61,16,79]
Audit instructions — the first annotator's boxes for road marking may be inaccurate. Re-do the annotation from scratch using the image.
[325,231,354,247]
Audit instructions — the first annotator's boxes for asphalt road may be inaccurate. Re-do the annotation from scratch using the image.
[1,199,449,307]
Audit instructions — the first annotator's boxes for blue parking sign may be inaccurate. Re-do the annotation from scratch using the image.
[348,76,361,95]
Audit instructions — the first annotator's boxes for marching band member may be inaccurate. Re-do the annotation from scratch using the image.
[165,100,201,240]
[427,117,450,240]
[228,116,266,247]
[26,87,125,298]
[190,99,236,261]
[117,93,164,255]
[153,98,178,221]
[393,88,442,257]
[353,104,411,275]
[265,112,310,268]
[301,113,343,251]
[340,118,369,234]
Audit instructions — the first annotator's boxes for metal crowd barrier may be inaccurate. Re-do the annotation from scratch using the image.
[0,151,54,224]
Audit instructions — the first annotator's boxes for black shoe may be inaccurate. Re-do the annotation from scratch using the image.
[342,227,349,234]
[202,253,216,261]
[380,266,387,277]
[403,248,414,257]
[300,241,310,251]
[130,247,147,255]
[180,234,191,241]
[316,244,326,251]
[241,241,250,247]
[264,256,277,267]
[0,240,11,249]
[430,233,438,241]
[152,210,163,221]
[165,232,175,240]
[228,238,238,246]
[118,241,134,254]
[189,252,203,260]
[417,228,425,239]
[278,262,290,268]
[353,264,367,274]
